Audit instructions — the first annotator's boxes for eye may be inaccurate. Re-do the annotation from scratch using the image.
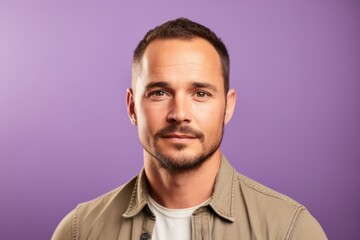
[147,90,169,100]
[194,91,210,98]
[196,91,207,97]
[150,90,166,96]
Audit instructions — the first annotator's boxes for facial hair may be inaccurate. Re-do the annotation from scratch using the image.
[145,122,225,173]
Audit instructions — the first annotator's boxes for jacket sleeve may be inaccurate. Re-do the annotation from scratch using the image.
[290,209,327,240]
[51,209,76,240]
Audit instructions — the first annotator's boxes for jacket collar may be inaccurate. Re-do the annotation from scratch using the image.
[122,168,149,218]
[123,155,236,222]
[207,155,236,222]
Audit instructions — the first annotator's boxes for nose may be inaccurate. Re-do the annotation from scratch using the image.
[166,95,191,124]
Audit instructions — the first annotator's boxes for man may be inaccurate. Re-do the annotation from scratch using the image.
[52,18,327,240]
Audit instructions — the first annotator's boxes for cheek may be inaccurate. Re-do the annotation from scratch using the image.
[137,105,164,134]
[195,115,224,140]
[137,118,156,147]
[194,102,225,123]
[203,116,224,133]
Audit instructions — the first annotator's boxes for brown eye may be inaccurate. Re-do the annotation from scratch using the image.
[195,91,208,97]
[148,90,169,101]
[152,91,165,96]
[148,90,167,97]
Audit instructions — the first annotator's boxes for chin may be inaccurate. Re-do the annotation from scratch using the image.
[153,148,216,172]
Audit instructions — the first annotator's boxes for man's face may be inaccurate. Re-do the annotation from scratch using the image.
[127,38,235,171]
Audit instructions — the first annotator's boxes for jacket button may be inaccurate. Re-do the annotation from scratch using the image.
[140,232,150,240]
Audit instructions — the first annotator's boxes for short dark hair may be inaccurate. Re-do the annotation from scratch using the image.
[133,17,230,93]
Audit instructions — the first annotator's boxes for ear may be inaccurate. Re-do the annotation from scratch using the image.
[224,89,236,125]
[126,88,137,126]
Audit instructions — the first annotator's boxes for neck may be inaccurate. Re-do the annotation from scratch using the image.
[144,150,222,209]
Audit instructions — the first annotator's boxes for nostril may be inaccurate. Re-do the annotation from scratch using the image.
[167,112,190,124]
[167,98,191,123]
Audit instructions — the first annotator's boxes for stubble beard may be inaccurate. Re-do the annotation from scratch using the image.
[144,122,225,173]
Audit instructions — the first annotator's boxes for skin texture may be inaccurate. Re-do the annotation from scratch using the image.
[127,38,236,208]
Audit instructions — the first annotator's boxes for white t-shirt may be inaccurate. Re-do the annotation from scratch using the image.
[148,197,209,240]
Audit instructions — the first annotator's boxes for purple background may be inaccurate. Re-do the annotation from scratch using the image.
[1,1,359,239]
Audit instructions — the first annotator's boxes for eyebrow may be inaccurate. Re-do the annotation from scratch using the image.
[144,81,218,92]
[192,82,217,92]
[145,81,169,90]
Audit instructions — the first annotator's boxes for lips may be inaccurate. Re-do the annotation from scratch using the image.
[155,125,204,142]
[162,133,197,139]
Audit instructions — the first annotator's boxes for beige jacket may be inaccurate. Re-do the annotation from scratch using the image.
[52,156,327,240]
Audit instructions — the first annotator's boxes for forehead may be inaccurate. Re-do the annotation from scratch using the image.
[144,38,220,68]
[134,38,223,87]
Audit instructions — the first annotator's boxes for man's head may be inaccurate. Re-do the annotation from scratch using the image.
[132,18,230,94]
[127,18,236,172]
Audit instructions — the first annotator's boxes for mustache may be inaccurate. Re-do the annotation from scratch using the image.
[155,125,204,141]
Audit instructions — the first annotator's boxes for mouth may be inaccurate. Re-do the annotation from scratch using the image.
[155,125,204,143]
[162,133,197,139]
[161,133,197,143]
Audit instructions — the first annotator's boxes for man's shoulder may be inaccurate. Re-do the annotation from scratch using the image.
[235,171,303,210]
[231,170,327,239]
[76,175,138,215]
[52,176,139,240]
[233,169,308,227]
[218,157,303,213]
